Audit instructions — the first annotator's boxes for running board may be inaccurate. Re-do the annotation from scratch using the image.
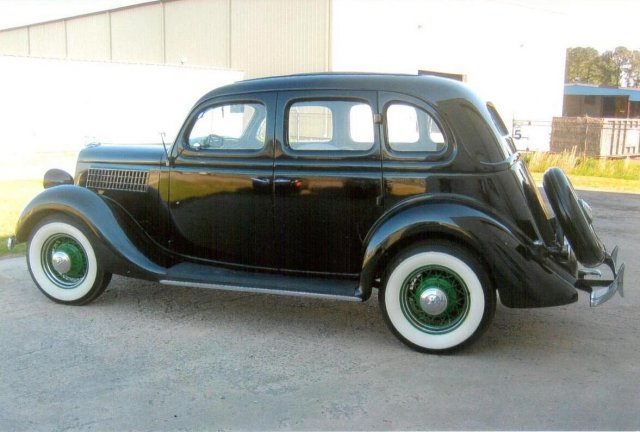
[160,262,362,302]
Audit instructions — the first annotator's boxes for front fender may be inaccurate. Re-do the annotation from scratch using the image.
[15,185,166,280]
[359,196,578,308]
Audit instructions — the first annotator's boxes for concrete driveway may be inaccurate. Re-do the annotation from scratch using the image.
[1,190,638,431]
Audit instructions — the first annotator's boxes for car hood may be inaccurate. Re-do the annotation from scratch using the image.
[77,144,166,166]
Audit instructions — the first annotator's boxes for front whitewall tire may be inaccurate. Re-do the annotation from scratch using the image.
[27,216,111,305]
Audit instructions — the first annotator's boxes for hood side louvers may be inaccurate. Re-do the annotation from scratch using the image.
[86,168,149,193]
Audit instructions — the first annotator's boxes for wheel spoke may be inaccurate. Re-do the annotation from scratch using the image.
[41,234,88,289]
[400,265,470,334]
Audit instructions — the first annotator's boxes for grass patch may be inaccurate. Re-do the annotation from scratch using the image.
[525,150,640,193]
[530,172,640,194]
[0,238,26,257]
[523,150,640,180]
[0,179,42,257]
[0,179,42,236]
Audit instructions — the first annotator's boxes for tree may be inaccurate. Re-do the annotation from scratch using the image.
[565,46,640,88]
[565,47,602,84]
[629,51,640,87]
[602,46,633,86]
[598,50,622,86]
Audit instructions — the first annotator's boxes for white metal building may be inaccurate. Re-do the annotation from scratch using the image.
[0,0,331,78]
[0,0,570,158]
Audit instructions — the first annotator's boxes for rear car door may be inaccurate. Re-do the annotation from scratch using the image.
[273,91,383,274]
[379,91,450,209]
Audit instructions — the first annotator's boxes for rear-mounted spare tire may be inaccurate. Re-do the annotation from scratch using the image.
[543,167,605,267]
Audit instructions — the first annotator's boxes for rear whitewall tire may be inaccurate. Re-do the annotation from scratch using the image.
[27,216,111,305]
[380,242,495,353]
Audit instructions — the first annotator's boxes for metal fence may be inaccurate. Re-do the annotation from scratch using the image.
[550,117,640,157]
[513,118,640,157]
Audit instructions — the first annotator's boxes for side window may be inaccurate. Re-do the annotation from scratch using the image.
[487,102,516,156]
[287,100,374,152]
[386,103,445,153]
[188,102,266,151]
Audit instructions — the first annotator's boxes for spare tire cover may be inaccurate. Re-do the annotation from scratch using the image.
[543,167,605,267]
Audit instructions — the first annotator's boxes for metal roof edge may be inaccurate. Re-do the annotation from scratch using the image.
[0,0,168,32]
[564,84,640,102]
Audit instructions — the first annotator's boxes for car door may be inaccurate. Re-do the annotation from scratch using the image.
[379,91,451,210]
[273,91,383,275]
[168,93,276,268]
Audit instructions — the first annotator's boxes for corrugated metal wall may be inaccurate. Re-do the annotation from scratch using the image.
[111,3,164,64]
[0,28,28,55]
[164,0,230,68]
[67,14,111,61]
[0,0,330,78]
[30,22,66,58]
[230,0,330,77]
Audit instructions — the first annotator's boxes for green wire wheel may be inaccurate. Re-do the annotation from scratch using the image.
[40,234,89,289]
[27,215,111,305]
[380,242,495,353]
[399,265,471,334]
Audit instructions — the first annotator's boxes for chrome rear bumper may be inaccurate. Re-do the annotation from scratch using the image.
[576,246,625,307]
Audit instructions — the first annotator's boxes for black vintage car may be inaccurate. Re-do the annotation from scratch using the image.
[9,73,624,353]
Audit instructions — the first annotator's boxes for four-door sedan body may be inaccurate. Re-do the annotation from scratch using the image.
[9,73,624,352]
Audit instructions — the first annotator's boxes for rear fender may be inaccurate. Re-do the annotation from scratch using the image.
[15,185,166,280]
[359,195,578,308]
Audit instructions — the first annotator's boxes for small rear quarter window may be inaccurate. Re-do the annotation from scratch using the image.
[487,103,516,155]
[385,103,445,153]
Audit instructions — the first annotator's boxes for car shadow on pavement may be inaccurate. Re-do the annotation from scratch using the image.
[88,276,592,357]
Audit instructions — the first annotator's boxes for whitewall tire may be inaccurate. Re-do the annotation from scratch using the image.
[27,215,111,305]
[380,242,495,353]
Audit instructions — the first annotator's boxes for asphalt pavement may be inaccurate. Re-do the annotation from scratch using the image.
[1,190,638,431]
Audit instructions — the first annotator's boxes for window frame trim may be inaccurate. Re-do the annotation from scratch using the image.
[280,94,380,159]
[382,100,450,160]
[180,98,270,157]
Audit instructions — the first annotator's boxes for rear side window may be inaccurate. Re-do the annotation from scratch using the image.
[188,102,266,151]
[487,103,508,136]
[385,103,445,153]
[487,103,516,156]
[287,100,374,151]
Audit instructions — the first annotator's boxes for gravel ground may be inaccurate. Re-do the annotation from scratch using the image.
[0,190,638,431]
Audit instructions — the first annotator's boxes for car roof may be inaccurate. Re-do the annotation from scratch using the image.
[195,73,479,106]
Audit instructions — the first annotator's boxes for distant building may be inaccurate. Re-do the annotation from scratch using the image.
[563,84,640,119]
[551,84,640,157]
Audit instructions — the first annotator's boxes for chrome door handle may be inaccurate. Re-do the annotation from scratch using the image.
[251,177,271,185]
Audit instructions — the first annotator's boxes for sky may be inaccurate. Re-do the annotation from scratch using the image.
[0,0,637,52]
[545,0,640,50]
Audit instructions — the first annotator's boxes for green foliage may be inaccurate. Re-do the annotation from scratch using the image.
[523,150,640,180]
[565,47,605,85]
[565,46,640,87]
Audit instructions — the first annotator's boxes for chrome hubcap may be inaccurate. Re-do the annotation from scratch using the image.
[419,287,449,315]
[51,251,72,274]
[41,234,88,289]
[401,265,470,334]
